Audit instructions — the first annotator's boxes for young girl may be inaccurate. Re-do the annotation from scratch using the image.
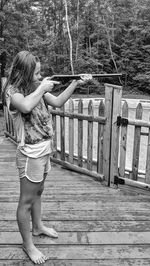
[3,51,92,264]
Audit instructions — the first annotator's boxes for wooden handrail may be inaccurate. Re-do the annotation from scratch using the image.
[50,109,106,123]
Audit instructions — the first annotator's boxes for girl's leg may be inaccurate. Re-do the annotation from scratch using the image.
[17,176,47,264]
[31,174,58,238]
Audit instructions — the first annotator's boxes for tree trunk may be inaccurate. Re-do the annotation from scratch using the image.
[75,0,80,60]
[103,15,122,84]
[63,0,74,74]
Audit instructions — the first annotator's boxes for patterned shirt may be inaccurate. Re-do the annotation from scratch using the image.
[6,85,54,145]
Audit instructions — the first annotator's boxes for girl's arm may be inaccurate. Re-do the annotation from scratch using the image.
[44,74,92,108]
[10,78,59,113]
[44,79,78,108]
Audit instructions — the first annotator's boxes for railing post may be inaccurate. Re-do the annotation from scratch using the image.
[103,84,114,184]
[110,84,122,186]
[103,83,122,186]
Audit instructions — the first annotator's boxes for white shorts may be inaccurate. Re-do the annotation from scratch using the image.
[16,149,51,183]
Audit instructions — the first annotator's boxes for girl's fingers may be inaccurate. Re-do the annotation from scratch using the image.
[51,80,60,85]
[43,77,60,84]
[80,74,93,81]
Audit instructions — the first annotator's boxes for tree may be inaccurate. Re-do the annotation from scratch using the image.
[63,0,74,74]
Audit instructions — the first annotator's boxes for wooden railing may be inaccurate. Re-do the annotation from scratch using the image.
[49,82,122,184]
[3,77,123,185]
[50,98,106,181]
[4,74,150,192]
[115,100,150,190]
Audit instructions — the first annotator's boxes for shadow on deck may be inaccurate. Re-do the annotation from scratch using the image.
[1,136,150,266]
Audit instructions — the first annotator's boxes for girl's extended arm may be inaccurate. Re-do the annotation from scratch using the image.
[44,80,78,108]
[44,74,92,108]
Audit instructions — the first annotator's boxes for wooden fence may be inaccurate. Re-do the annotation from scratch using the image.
[3,82,123,186]
[50,98,106,180]
[49,83,122,187]
[3,75,150,191]
[115,100,150,190]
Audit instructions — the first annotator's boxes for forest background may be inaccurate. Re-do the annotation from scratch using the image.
[1,0,150,96]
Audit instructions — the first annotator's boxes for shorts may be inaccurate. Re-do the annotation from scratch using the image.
[16,149,51,183]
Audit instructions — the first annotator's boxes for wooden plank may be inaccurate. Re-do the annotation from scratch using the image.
[50,157,104,181]
[0,259,150,266]
[97,100,104,174]
[110,84,122,185]
[1,220,150,232]
[51,107,57,158]
[1,245,150,260]
[125,118,150,127]
[4,106,9,133]
[0,187,121,193]
[60,105,65,161]
[0,181,103,188]
[0,176,102,183]
[1,209,150,220]
[1,193,149,202]
[103,84,113,183]
[145,113,150,184]
[132,103,143,180]
[78,99,83,167]
[0,232,150,245]
[1,201,150,211]
[51,109,106,123]
[119,100,128,177]
[87,100,94,171]
[1,231,150,245]
[68,99,74,164]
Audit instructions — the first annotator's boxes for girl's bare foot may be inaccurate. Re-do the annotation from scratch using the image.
[22,243,47,264]
[33,224,58,238]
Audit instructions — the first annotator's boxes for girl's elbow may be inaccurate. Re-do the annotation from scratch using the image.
[51,100,62,108]
[23,108,31,114]
[21,104,32,114]
[56,102,63,108]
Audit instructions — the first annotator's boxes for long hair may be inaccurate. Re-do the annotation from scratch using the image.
[2,51,40,105]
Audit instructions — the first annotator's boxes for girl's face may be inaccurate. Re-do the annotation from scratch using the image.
[33,62,41,83]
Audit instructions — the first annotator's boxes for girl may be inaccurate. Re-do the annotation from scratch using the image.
[3,51,92,264]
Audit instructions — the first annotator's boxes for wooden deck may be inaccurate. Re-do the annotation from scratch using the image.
[1,137,150,265]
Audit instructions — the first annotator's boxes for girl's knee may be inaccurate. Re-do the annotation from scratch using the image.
[19,194,34,208]
[19,176,45,202]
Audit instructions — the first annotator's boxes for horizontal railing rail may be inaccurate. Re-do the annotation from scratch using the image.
[50,109,106,123]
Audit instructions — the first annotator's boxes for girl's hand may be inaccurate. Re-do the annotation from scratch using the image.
[77,74,93,85]
[40,77,60,93]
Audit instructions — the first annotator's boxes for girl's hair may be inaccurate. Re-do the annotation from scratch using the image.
[2,51,40,104]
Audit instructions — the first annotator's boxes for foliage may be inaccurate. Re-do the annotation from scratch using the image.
[1,0,150,94]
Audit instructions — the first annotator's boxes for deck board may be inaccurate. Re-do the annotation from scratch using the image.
[1,136,150,265]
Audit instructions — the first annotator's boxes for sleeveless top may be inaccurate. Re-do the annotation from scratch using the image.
[5,85,54,157]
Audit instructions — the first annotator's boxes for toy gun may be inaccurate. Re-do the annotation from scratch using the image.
[50,73,122,81]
